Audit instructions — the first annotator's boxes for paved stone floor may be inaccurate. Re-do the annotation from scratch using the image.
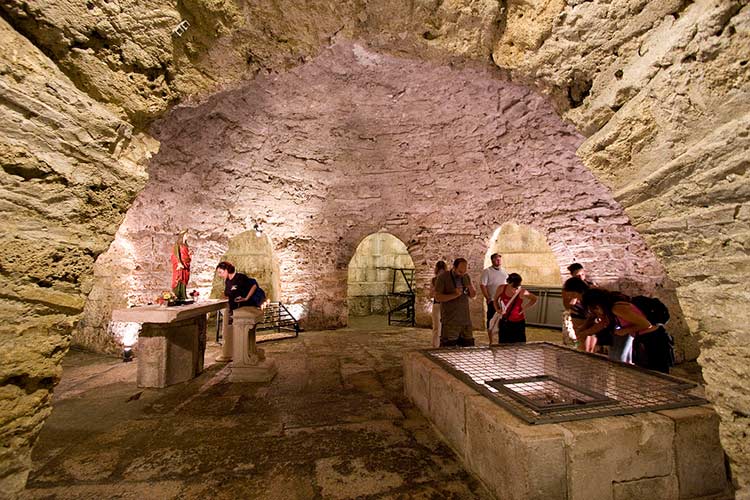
[23,319,560,499]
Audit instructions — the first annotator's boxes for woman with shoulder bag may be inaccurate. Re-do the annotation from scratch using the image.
[492,273,537,343]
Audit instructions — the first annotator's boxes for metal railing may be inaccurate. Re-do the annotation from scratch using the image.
[257,301,301,339]
[215,301,300,343]
[387,268,416,326]
[521,285,564,329]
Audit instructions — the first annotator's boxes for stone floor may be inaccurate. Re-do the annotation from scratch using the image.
[23,319,560,499]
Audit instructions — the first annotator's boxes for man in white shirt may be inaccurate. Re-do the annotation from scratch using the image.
[480,253,508,344]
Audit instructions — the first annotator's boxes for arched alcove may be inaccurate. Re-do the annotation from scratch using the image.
[209,230,280,302]
[347,233,415,320]
[484,222,562,287]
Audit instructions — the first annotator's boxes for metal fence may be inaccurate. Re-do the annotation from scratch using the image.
[522,286,564,329]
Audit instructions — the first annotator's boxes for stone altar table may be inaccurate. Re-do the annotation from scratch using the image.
[113,300,229,388]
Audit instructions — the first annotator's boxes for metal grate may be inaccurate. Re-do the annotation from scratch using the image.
[387,268,416,327]
[425,343,707,424]
[486,375,615,413]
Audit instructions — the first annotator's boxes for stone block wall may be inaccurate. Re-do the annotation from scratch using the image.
[487,222,564,287]
[347,233,415,317]
[81,43,677,360]
[404,350,732,500]
[208,230,280,302]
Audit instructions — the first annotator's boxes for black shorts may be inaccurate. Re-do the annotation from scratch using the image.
[498,319,526,343]
[634,326,673,373]
[595,329,613,346]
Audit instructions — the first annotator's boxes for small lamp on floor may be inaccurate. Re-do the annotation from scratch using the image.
[122,346,134,363]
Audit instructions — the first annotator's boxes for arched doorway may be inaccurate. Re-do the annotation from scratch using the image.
[210,230,280,301]
[347,232,416,326]
[485,222,562,328]
[485,222,563,287]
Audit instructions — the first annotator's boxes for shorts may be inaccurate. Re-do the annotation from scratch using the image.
[498,319,526,344]
[440,324,475,347]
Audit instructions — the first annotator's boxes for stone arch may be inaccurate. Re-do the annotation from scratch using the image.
[484,222,563,287]
[77,228,146,354]
[1,2,748,495]
[346,232,416,319]
[209,231,280,303]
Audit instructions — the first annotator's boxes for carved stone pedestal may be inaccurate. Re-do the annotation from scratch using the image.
[215,307,233,362]
[230,307,277,383]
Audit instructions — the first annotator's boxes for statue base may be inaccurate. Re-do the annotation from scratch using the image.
[167,299,194,307]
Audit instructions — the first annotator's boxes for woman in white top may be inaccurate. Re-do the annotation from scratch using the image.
[429,260,447,348]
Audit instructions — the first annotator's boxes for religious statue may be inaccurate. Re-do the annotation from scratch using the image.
[170,230,191,301]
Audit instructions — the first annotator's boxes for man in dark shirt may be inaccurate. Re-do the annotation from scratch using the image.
[216,261,266,311]
[434,257,477,347]
[567,263,596,287]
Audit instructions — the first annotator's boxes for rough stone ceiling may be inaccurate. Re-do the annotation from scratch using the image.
[0,0,748,497]
[81,41,673,352]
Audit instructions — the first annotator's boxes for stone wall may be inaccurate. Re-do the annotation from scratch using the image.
[0,0,361,129]
[347,233,415,316]
[82,42,675,349]
[208,231,280,302]
[0,16,153,496]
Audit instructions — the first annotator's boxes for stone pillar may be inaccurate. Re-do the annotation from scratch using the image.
[215,304,232,362]
[229,307,277,382]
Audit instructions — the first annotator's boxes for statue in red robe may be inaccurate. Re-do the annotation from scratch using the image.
[170,231,191,301]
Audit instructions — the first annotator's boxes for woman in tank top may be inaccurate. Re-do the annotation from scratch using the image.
[581,288,657,364]
[493,273,537,343]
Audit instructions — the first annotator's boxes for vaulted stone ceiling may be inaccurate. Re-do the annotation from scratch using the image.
[0,0,748,497]
[78,41,678,355]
